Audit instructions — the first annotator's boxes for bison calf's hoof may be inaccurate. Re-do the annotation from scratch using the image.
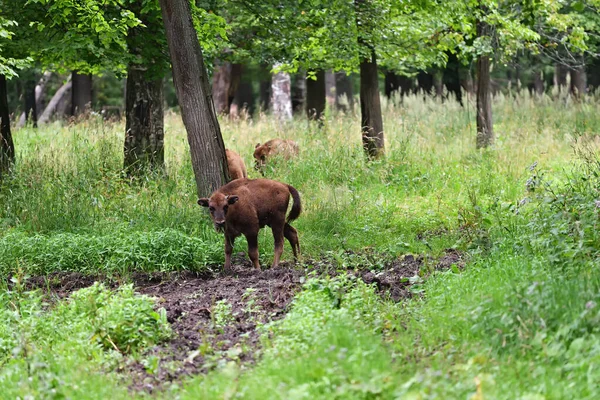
[198,178,302,272]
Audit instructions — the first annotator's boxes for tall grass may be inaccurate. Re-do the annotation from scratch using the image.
[1,92,598,275]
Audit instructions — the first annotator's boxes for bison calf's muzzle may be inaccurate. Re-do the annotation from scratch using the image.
[198,178,301,271]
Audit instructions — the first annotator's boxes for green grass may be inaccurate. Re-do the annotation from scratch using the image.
[1,92,600,398]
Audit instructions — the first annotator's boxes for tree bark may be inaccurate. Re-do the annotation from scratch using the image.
[159,0,229,197]
[335,71,354,112]
[124,65,165,175]
[18,71,53,128]
[359,51,384,158]
[325,70,336,107]
[71,72,92,116]
[554,63,568,93]
[569,64,587,99]
[271,64,293,122]
[0,75,15,178]
[533,70,544,96]
[587,58,600,93]
[39,78,72,124]
[291,71,306,114]
[433,71,444,98]
[212,61,232,115]
[476,53,493,148]
[24,78,37,127]
[306,69,326,121]
[231,81,254,118]
[259,64,271,112]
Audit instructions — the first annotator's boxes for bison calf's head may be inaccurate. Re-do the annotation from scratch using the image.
[198,194,239,232]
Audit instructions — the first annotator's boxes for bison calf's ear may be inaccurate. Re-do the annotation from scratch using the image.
[198,198,210,207]
[255,143,261,148]
[227,195,239,205]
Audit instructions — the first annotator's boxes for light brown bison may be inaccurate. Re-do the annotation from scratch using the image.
[253,139,299,170]
[226,149,247,181]
[198,178,301,270]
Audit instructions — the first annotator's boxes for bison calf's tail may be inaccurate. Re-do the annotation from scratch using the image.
[287,185,302,223]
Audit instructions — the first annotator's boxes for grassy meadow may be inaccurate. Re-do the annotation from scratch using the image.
[1,91,600,398]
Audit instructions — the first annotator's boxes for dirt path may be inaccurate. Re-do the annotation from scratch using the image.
[23,249,463,392]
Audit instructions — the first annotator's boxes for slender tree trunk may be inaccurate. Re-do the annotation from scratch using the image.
[476,53,493,148]
[587,58,600,93]
[359,51,384,158]
[271,64,293,122]
[212,61,232,115]
[291,71,306,114]
[325,70,336,108]
[229,64,242,111]
[71,72,92,116]
[533,70,544,96]
[123,65,165,175]
[335,71,354,112]
[570,64,587,99]
[159,0,229,196]
[259,64,271,112]
[231,77,255,118]
[24,78,37,127]
[433,71,444,98]
[306,70,326,121]
[39,78,72,124]
[0,75,14,178]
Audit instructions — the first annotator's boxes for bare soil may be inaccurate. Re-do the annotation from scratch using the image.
[22,250,464,393]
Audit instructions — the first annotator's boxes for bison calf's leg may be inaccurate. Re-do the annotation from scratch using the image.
[271,223,285,268]
[284,223,300,260]
[246,234,261,270]
[224,235,236,270]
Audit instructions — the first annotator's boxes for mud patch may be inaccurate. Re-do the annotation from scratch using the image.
[15,249,464,392]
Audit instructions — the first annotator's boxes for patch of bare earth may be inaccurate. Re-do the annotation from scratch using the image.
[21,250,464,393]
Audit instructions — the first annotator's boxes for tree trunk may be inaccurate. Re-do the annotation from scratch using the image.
[231,81,254,118]
[17,71,53,128]
[71,72,92,116]
[335,71,354,112]
[433,71,444,98]
[291,71,306,114]
[533,70,544,96]
[123,65,165,175]
[476,53,493,148]
[24,78,37,127]
[554,64,568,93]
[212,61,232,115]
[0,75,14,178]
[359,51,384,158]
[271,64,293,122]
[39,78,72,124]
[587,58,600,93]
[569,64,587,99]
[306,70,326,121]
[325,70,336,108]
[259,64,271,112]
[159,0,229,197]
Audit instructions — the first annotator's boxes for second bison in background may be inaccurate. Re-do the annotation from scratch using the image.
[198,178,301,271]
[225,149,248,181]
[253,139,299,170]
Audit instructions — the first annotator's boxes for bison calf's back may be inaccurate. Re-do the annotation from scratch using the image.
[225,149,248,181]
[253,139,299,170]
[198,178,301,270]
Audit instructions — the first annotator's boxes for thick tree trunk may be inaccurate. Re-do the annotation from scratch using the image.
[1,75,15,178]
[569,64,587,99]
[291,71,306,114]
[159,0,229,196]
[24,78,37,127]
[123,65,165,175]
[554,64,568,93]
[587,58,600,92]
[18,71,52,128]
[325,70,336,108]
[230,81,254,118]
[271,64,293,122]
[259,64,271,112]
[360,51,384,158]
[212,61,232,115]
[433,71,444,98]
[71,72,92,116]
[306,70,326,121]
[335,71,354,112]
[476,54,493,148]
[39,78,72,124]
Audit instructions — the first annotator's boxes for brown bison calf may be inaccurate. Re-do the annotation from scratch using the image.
[198,178,301,270]
[226,149,247,181]
[253,139,299,170]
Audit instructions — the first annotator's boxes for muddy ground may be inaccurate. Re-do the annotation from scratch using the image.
[24,249,463,392]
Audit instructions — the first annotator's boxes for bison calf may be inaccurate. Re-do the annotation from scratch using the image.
[226,149,248,181]
[253,139,299,170]
[198,178,301,270]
